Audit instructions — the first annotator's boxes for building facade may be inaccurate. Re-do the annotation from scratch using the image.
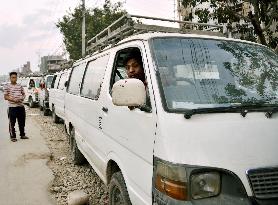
[40,55,65,74]
[21,61,32,75]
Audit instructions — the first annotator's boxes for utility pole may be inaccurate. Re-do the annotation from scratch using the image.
[174,0,176,20]
[82,0,86,57]
[177,0,181,21]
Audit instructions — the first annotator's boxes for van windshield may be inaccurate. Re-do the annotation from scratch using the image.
[151,37,278,111]
[30,78,41,88]
[46,76,54,88]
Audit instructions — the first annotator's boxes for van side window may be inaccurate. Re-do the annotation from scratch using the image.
[110,51,129,89]
[68,64,86,95]
[54,75,61,89]
[81,54,110,100]
[51,75,57,88]
[110,47,152,111]
[58,73,67,90]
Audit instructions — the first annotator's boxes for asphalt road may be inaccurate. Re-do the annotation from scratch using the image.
[0,91,55,205]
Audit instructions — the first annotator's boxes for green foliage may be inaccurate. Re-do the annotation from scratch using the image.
[56,0,125,60]
[181,0,278,52]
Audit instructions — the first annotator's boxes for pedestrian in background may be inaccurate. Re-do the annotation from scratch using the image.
[3,72,28,142]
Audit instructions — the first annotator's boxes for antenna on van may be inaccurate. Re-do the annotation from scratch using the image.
[86,14,227,54]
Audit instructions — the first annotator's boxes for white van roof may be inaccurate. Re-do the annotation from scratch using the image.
[74,32,265,67]
[118,32,264,47]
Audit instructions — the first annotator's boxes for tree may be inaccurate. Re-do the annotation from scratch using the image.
[181,0,278,52]
[57,0,125,60]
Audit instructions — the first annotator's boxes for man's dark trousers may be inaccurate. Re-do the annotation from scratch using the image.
[8,106,26,139]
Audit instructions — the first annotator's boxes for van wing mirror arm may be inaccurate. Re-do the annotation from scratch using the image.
[139,105,152,113]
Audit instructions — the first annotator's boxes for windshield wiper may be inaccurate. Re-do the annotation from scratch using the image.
[184,106,242,119]
[183,104,278,119]
[239,103,278,118]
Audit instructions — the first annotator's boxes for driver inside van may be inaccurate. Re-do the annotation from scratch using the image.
[29,79,35,88]
[123,50,151,111]
[124,50,146,85]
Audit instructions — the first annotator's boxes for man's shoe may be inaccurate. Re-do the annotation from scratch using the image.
[20,136,29,139]
[11,138,17,142]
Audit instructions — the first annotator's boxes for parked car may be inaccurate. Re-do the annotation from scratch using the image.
[64,20,278,205]
[18,77,42,107]
[49,69,71,123]
[0,82,7,91]
[39,74,54,115]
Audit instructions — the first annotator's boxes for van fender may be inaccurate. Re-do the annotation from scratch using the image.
[106,151,149,204]
[106,151,129,186]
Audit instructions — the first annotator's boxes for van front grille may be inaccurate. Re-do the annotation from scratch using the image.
[247,167,278,199]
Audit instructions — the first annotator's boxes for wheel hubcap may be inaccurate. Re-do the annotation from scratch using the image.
[112,186,124,205]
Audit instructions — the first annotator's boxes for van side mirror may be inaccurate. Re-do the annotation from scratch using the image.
[112,79,146,106]
[64,81,68,88]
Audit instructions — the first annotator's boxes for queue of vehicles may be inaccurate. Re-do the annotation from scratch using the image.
[2,15,278,205]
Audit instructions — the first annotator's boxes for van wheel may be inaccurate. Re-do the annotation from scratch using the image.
[70,128,86,165]
[29,97,35,108]
[52,106,59,123]
[43,106,48,116]
[109,172,131,205]
[65,125,70,144]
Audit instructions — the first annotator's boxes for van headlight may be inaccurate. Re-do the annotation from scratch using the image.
[154,161,188,200]
[191,172,220,199]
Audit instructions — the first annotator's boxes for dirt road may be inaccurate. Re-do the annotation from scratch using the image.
[0,92,55,205]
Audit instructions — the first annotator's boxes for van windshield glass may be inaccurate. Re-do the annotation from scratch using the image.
[151,37,278,111]
[46,76,54,88]
[31,79,40,88]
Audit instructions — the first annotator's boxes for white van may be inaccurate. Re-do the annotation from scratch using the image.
[0,82,7,91]
[39,74,54,115]
[49,69,71,123]
[64,16,278,205]
[19,76,42,107]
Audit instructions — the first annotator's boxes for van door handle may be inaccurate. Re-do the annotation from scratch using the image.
[102,107,108,113]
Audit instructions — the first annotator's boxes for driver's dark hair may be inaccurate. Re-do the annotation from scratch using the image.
[9,72,17,77]
[123,49,143,68]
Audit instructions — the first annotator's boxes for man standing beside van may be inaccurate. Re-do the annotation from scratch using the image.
[4,72,28,142]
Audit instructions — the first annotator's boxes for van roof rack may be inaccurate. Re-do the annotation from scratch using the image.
[86,14,228,54]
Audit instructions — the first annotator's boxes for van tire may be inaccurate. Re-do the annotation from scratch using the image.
[52,106,59,123]
[65,125,70,144]
[109,172,132,205]
[29,97,35,108]
[70,128,86,165]
[43,106,48,116]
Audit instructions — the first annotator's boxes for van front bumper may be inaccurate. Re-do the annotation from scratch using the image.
[154,191,278,205]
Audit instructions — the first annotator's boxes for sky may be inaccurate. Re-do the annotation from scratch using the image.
[0,0,175,75]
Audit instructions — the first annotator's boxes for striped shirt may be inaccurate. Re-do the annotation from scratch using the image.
[4,83,25,107]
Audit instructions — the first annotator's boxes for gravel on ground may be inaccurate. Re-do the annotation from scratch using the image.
[27,107,108,205]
